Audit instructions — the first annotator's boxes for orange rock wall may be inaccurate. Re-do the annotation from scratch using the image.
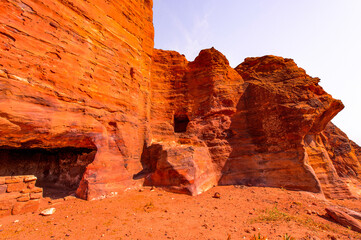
[150,50,188,141]
[0,0,154,200]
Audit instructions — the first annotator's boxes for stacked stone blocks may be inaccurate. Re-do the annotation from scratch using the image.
[0,175,43,216]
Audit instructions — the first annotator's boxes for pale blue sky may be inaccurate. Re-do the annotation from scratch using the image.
[154,0,361,145]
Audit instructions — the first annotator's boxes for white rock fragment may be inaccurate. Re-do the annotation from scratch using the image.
[40,208,56,216]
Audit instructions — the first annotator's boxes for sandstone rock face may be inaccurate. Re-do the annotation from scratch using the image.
[231,56,344,194]
[0,0,154,200]
[1,0,361,201]
[147,48,243,193]
[149,51,361,198]
[186,49,244,175]
[323,123,361,179]
[299,121,361,199]
[141,143,217,196]
[150,50,189,141]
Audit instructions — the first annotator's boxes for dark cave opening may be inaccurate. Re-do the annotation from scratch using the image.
[174,114,189,133]
[0,147,96,199]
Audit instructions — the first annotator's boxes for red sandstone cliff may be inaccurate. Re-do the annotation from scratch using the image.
[1,0,361,200]
[0,0,154,200]
[148,49,361,199]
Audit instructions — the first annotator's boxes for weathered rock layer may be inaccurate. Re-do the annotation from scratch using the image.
[149,50,361,199]
[1,0,360,200]
[0,0,154,200]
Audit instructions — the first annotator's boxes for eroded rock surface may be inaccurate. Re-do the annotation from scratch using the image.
[1,0,361,200]
[221,55,343,192]
[149,50,361,198]
[0,0,154,200]
[299,122,361,199]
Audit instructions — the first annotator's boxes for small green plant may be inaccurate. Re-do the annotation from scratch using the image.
[283,233,295,240]
[250,233,268,240]
[257,206,292,222]
[251,205,331,233]
[301,218,330,231]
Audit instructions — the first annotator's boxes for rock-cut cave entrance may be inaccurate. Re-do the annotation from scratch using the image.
[174,114,190,133]
[0,147,96,199]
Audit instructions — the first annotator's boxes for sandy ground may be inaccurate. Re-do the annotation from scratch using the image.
[1,186,361,240]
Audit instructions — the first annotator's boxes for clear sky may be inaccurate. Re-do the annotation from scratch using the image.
[154,0,361,145]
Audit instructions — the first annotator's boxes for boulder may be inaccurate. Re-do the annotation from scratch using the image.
[142,143,217,196]
[326,207,361,233]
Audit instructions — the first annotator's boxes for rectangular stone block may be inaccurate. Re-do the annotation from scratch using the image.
[20,188,31,193]
[5,176,22,184]
[6,182,27,193]
[26,181,36,189]
[0,177,5,185]
[31,187,43,193]
[30,192,43,200]
[6,182,27,192]
[17,193,30,202]
[24,176,37,182]
[12,199,40,215]
[0,184,7,194]
[0,192,21,201]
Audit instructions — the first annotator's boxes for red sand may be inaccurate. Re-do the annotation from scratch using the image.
[1,186,360,240]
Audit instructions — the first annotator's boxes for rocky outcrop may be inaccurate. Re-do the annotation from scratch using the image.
[148,49,360,198]
[1,0,361,201]
[298,122,361,199]
[313,123,361,198]
[232,56,360,198]
[220,56,343,192]
[323,123,361,179]
[186,49,244,175]
[148,48,244,192]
